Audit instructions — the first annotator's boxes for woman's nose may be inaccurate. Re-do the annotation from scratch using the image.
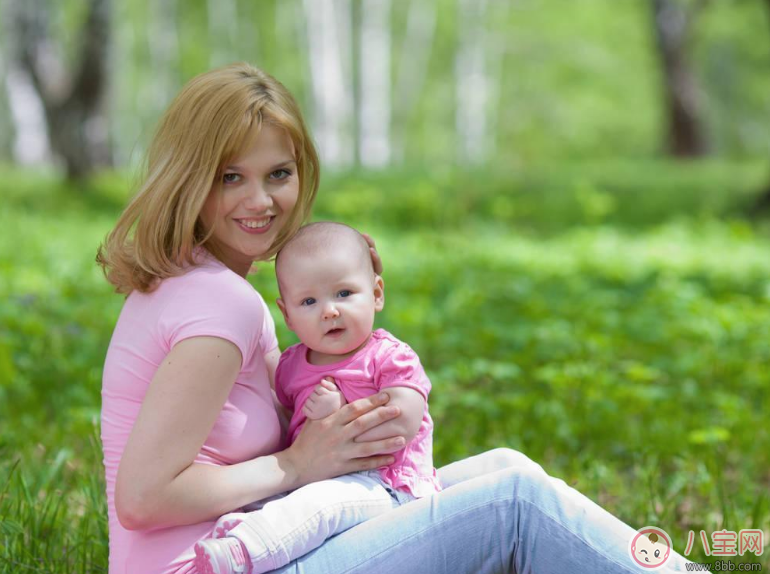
[322,303,340,320]
[243,183,273,210]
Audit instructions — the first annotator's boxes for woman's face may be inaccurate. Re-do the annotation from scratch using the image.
[200,124,299,276]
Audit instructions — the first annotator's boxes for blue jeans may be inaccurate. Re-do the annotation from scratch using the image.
[272,449,701,574]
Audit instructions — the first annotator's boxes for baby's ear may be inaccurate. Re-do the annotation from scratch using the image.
[276,298,293,330]
[373,275,385,312]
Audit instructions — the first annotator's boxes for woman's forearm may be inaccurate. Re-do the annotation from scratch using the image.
[119,449,300,531]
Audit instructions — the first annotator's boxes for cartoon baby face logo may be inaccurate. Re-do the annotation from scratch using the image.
[629,526,672,569]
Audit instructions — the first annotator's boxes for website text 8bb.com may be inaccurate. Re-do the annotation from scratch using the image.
[686,561,762,571]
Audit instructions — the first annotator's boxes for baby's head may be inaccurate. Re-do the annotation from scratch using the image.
[275,222,384,361]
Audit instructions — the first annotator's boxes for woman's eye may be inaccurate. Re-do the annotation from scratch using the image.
[270,168,291,180]
[301,298,316,306]
[337,290,351,298]
[223,173,241,184]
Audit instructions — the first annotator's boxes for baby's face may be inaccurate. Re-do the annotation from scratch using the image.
[630,531,671,569]
[277,249,383,360]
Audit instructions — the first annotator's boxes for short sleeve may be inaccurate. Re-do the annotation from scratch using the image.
[274,351,295,410]
[158,270,263,366]
[376,343,431,400]
[256,293,279,354]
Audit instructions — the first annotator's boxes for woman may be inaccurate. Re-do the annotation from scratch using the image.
[98,63,695,574]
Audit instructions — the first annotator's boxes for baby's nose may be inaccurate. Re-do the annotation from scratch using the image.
[322,303,340,320]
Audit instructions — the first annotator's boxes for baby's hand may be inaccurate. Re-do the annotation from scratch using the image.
[302,377,347,420]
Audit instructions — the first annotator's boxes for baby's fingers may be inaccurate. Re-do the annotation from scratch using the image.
[319,377,337,391]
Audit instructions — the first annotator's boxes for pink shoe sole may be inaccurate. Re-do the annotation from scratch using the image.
[213,514,247,538]
[214,519,243,539]
[193,541,218,574]
[194,538,250,574]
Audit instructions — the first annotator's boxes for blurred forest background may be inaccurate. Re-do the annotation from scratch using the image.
[1,0,770,571]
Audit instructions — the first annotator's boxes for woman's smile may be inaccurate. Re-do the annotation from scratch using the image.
[235,216,275,234]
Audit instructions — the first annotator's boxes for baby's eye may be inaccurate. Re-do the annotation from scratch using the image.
[223,173,241,184]
[269,168,291,180]
[337,290,352,298]
[300,298,316,306]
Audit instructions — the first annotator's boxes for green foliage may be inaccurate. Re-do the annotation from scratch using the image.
[2,162,769,570]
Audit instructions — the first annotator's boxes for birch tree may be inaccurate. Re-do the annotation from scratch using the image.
[455,0,490,165]
[392,0,436,164]
[5,0,113,180]
[358,0,392,167]
[208,0,239,67]
[303,0,355,168]
[754,0,770,211]
[147,0,180,109]
[2,52,52,166]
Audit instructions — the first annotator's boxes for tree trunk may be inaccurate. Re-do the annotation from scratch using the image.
[753,0,770,211]
[4,63,52,166]
[651,0,708,158]
[207,0,238,68]
[302,0,355,169]
[7,0,112,181]
[392,0,436,164]
[358,0,392,167]
[148,0,180,108]
[455,0,489,165]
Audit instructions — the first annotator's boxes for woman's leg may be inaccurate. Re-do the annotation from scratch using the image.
[273,450,698,574]
[438,448,543,488]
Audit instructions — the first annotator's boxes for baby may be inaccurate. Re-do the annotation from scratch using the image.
[194,222,441,574]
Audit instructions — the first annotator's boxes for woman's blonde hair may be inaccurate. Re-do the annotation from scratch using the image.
[97,63,320,294]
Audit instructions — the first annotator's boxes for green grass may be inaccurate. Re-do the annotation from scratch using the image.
[1,161,769,571]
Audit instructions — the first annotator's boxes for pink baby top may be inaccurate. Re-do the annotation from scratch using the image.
[275,328,442,498]
[101,251,280,574]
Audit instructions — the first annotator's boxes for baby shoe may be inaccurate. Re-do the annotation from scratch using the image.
[193,537,250,574]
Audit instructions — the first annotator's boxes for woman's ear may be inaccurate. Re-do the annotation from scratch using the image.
[373,275,385,312]
[276,298,293,330]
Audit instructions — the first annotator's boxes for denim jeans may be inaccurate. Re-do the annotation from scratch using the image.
[269,449,702,574]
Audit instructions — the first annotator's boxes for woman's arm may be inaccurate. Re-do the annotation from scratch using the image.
[264,346,292,433]
[115,336,404,531]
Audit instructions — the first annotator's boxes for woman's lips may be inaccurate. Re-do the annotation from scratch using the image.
[235,216,274,234]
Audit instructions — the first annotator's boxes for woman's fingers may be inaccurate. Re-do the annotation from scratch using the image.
[335,392,392,425]
[344,404,401,441]
[348,453,397,472]
[361,233,383,275]
[353,436,405,457]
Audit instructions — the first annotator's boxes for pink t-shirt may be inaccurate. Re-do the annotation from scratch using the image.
[101,253,280,574]
[275,328,442,498]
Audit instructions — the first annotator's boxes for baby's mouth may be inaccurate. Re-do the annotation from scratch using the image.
[325,328,345,337]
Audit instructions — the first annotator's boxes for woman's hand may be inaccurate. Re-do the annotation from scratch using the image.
[283,392,404,487]
[361,233,383,275]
